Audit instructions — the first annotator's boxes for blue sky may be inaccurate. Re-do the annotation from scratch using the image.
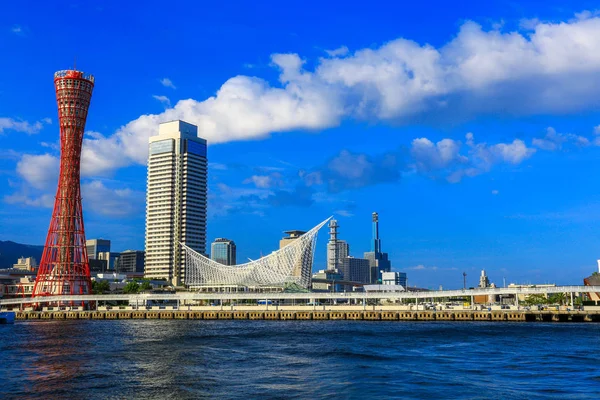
[2,1,600,289]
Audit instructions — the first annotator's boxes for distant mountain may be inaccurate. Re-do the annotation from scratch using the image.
[0,241,44,269]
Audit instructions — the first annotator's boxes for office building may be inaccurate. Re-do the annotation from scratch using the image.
[86,239,111,260]
[13,257,38,272]
[363,212,391,283]
[89,259,110,274]
[97,251,118,270]
[211,238,236,266]
[340,256,371,284]
[326,219,349,271]
[382,271,407,288]
[116,250,145,274]
[144,120,207,286]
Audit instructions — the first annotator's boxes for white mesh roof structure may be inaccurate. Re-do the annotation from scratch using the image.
[183,217,331,288]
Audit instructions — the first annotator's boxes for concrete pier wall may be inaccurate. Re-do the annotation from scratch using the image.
[13,309,600,322]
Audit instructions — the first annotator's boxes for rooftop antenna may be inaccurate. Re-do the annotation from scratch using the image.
[73,56,77,71]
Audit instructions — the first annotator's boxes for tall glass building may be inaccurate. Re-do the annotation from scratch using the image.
[144,121,207,286]
[211,238,236,266]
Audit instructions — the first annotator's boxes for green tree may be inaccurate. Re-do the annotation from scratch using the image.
[92,280,111,294]
[549,293,566,305]
[524,293,548,305]
[139,280,152,291]
[123,281,140,294]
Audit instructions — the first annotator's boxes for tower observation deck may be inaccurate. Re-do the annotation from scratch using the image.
[32,69,95,300]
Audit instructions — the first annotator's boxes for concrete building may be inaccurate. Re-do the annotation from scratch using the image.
[340,256,371,284]
[86,239,111,260]
[211,238,236,266]
[382,271,407,288]
[326,219,349,272]
[116,250,145,274]
[12,257,37,272]
[144,120,208,286]
[363,212,391,283]
[312,269,344,292]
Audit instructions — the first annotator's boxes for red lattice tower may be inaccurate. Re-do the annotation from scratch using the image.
[32,69,95,301]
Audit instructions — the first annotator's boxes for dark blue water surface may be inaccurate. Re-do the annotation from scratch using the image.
[1,321,599,399]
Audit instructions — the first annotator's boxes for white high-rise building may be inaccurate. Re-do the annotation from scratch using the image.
[144,120,207,286]
[326,219,349,271]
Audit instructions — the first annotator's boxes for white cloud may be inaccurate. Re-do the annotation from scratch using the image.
[491,139,535,164]
[325,46,349,57]
[152,95,171,107]
[16,154,59,189]
[243,173,283,189]
[492,189,499,195]
[0,117,50,135]
[10,25,27,36]
[532,127,590,151]
[334,209,354,217]
[4,193,54,208]
[160,78,176,89]
[411,138,466,172]
[410,133,535,182]
[55,12,600,176]
[81,181,144,217]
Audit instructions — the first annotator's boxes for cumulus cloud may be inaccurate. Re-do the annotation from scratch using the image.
[0,117,50,135]
[160,78,176,89]
[81,181,144,217]
[16,153,59,189]
[410,133,535,182]
[74,13,600,176]
[411,138,466,172]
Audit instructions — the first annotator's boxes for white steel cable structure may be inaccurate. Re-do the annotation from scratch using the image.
[183,217,331,289]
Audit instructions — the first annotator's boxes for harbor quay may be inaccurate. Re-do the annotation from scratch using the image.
[3,285,600,323]
[11,307,600,323]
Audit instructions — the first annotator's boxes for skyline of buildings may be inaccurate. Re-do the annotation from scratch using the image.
[144,121,208,286]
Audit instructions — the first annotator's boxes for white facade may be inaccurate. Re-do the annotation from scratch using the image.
[144,120,207,286]
[326,219,349,271]
[13,257,37,271]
